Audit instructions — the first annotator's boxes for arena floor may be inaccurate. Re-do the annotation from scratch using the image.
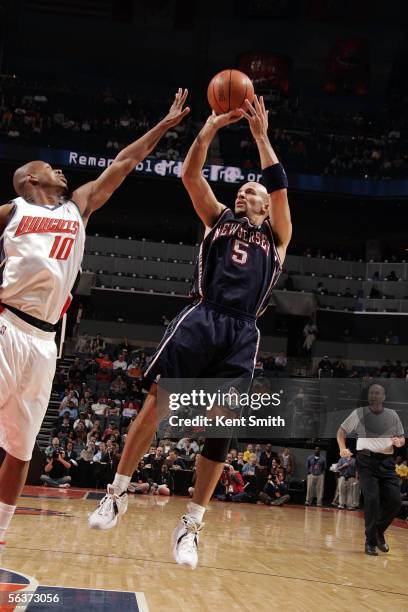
[1,486,407,611]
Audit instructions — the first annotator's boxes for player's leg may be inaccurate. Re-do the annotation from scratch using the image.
[173,314,260,568]
[89,387,162,529]
[173,439,229,569]
[0,320,57,550]
[89,302,210,530]
[0,453,29,550]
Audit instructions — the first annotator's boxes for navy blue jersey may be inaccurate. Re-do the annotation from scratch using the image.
[191,208,282,317]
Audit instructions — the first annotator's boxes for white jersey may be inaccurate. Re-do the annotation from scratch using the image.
[0,196,85,324]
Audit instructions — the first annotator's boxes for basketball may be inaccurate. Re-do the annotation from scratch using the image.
[207,69,255,114]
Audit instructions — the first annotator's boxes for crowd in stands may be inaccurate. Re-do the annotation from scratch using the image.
[1,76,407,180]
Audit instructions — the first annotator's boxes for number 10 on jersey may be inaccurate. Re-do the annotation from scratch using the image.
[49,236,75,260]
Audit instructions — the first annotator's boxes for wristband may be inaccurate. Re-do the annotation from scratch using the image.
[261,163,288,193]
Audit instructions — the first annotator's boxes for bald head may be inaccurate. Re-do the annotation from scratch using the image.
[235,181,269,222]
[13,161,48,195]
[13,160,67,200]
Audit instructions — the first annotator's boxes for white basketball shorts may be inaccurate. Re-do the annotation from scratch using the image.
[0,308,57,461]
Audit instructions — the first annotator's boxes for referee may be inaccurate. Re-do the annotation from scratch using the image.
[337,383,405,555]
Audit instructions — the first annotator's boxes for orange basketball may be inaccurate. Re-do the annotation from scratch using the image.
[207,69,255,114]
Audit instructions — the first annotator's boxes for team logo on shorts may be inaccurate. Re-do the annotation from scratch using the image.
[0,325,6,335]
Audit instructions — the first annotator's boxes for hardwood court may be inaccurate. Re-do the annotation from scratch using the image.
[1,487,408,611]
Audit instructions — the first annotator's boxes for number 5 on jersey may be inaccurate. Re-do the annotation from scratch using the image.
[232,239,249,265]
[49,236,75,260]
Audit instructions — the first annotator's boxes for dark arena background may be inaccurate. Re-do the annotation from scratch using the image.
[0,1,408,610]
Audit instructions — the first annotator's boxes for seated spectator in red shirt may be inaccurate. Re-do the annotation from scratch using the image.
[95,353,113,370]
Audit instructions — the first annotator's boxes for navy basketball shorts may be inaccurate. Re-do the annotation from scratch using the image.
[143,299,260,390]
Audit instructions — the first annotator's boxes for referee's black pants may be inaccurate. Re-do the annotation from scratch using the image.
[356,451,401,546]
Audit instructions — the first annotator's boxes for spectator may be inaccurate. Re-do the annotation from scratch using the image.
[87,421,101,444]
[279,448,295,478]
[72,422,88,455]
[129,461,150,494]
[91,333,106,355]
[253,444,262,464]
[165,448,186,470]
[242,453,257,477]
[45,437,61,458]
[110,375,128,399]
[113,353,128,372]
[127,358,142,379]
[95,353,113,370]
[337,455,360,510]
[68,358,83,383]
[73,412,93,432]
[58,415,73,442]
[152,464,174,496]
[259,472,290,506]
[232,451,245,473]
[40,448,71,488]
[91,395,109,420]
[305,447,326,507]
[243,444,254,463]
[121,400,140,427]
[79,440,97,463]
[259,444,278,472]
[64,440,78,465]
[59,390,78,414]
[177,437,199,453]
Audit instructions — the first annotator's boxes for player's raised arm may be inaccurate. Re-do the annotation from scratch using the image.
[182,110,243,228]
[242,96,292,264]
[72,89,190,223]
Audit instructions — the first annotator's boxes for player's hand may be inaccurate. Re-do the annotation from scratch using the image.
[242,95,269,140]
[163,88,190,127]
[206,108,244,130]
[340,448,353,458]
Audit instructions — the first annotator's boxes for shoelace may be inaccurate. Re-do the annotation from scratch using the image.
[178,517,204,553]
[97,493,117,516]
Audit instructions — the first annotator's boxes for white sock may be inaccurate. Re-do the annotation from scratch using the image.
[112,473,131,495]
[0,501,16,542]
[186,502,206,523]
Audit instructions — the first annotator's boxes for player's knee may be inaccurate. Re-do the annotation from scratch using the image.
[201,438,231,463]
[5,453,29,469]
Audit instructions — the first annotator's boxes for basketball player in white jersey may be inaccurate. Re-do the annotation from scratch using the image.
[0,89,189,551]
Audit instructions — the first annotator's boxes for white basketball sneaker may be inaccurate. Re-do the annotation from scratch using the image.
[88,485,128,530]
[172,515,204,569]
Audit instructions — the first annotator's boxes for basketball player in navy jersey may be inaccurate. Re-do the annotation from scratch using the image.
[0,89,189,551]
[89,95,292,569]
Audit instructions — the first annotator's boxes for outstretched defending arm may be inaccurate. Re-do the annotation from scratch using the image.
[73,89,190,224]
[182,110,243,229]
[242,96,292,264]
